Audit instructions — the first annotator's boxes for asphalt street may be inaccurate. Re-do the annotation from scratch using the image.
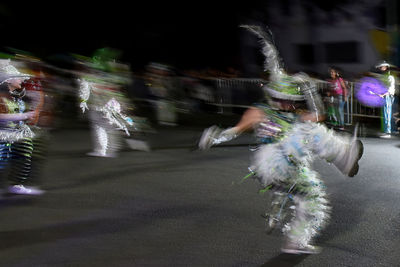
[0,117,399,267]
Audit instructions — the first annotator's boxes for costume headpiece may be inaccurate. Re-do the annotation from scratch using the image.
[375,61,390,69]
[0,59,31,85]
[91,47,122,72]
[240,25,310,101]
[0,59,32,98]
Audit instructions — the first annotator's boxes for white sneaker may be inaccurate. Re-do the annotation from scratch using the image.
[346,139,364,177]
[198,126,220,150]
[126,139,151,152]
[8,185,45,195]
[86,151,117,158]
[380,134,391,139]
[281,243,321,254]
[332,124,364,177]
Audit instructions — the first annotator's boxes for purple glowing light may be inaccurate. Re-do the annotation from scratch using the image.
[355,77,387,108]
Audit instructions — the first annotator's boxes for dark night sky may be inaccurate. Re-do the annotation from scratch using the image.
[0,2,258,71]
[0,1,377,72]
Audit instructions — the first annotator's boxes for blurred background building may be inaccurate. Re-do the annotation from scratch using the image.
[240,0,399,78]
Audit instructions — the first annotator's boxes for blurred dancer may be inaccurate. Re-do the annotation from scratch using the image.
[21,55,54,194]
[198,25,364,254]
[78,48,141,157]
[376,61,396,138]
[0,59,44,195]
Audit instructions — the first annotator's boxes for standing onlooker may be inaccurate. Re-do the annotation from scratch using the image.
[144,62,178,126]
[329,67,348,130]
[391,83,399,134]
[376,61,396,138]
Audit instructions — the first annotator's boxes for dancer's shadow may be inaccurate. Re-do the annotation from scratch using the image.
[260,253,309,266]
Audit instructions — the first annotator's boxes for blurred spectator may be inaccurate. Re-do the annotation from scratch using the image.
[144,62,178,126]
[392,71,399,134]
[180,71,216,114]
[376,61,396,138]
[19,55,55,193]
[328,66,348,130]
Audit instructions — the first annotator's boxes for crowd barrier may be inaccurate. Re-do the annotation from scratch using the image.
[209,78,385,126]
[131,76,388,126]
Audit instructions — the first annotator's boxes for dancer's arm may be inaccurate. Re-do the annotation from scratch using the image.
[78,79,91,113]
[198,107,265,150]
[0,111,35,121]
[233,107,266,134]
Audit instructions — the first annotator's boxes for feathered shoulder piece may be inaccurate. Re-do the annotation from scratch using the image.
[239,25,285,82]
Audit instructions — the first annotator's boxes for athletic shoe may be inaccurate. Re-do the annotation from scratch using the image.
[86,151,117,158]
[281,243,321,254]
[347,140,363,177]
[8,185,45,195]
[198,126,220,150]
[332,125,364,177]
[126,139,151,152]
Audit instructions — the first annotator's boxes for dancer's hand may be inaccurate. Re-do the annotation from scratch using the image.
[26,111,39,124]
[124,116,134,126]
[80,102,89,113]
[300,111,326,123]
[25,111,36,120]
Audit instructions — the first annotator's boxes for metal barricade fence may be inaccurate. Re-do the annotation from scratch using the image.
[129,76,385,127]
[318,81,354,125]
[319,80,382,125]
[211,78,266,113]
[209,78,384,125]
